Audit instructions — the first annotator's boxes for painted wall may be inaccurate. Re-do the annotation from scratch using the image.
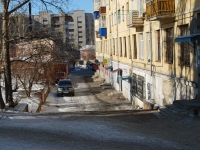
[94,0,200,108]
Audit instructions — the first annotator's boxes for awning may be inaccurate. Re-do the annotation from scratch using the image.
[119,76,131,81]
[174,33,200,42]
[93,62,101,65]
[112,68,122,73]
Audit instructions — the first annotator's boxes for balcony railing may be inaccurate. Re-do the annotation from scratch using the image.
[146,0,175,20]
[126,11,144,27]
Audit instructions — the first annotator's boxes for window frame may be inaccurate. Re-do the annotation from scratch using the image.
[165,28,173,64]
[139,33,144,59]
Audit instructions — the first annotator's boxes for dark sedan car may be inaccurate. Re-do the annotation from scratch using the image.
[57,79,74,96]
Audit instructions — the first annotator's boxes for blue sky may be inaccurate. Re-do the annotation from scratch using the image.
[72,0,93,13]
[30,0,94,15]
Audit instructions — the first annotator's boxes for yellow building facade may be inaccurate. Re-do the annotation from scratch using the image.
[93,0,200,108]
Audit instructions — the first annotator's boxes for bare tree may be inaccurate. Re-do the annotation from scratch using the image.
[11,38,65,97]
[0,0,72,109]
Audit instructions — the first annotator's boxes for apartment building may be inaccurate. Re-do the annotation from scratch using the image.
[94,0,200,109]
[33,10,94,48]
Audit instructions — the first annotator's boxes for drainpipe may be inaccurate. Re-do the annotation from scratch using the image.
[149,20,152,76]
[116,0,120,91]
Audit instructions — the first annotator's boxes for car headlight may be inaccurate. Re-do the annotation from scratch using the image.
[58,88,63,91]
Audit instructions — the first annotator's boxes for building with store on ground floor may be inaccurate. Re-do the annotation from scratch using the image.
[93,0,200,109]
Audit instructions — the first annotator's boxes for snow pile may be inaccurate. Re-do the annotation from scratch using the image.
[18,96,41,113]
[2,83,46,113]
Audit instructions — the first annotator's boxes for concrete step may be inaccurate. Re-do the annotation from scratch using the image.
[158,107,174,117]
[159,104,194,118]
[165,104,184,114]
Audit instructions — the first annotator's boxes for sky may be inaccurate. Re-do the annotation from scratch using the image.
[72,0,94,13]
[29,0,94,15]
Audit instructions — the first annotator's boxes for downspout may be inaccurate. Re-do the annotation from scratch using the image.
[149,20,152,76]
[173,25,177,101]
[116,0,120,91]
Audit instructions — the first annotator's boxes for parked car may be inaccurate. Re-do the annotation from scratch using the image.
[56,79,74,96]
[86,61,95,71]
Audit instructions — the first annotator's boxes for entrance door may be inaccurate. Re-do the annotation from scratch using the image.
[118,70,123,91]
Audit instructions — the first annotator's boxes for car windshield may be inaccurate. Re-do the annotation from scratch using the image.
[58,80,72,86]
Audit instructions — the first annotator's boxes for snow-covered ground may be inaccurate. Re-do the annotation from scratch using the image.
[2,82,46,113]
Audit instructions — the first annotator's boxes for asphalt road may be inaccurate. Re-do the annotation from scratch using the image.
[0,66,200,150]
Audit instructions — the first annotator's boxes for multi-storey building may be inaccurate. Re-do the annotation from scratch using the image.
[33,10,94,48]
[94,0,200,109]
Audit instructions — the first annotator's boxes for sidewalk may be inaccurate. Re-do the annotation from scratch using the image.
[87,72,200,117]
[85,75,133,111]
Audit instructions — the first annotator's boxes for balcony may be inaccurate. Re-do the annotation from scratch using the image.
[146,0,175,20]
[94,0,101,11]
[94,11,99,19]
[126,11,144,27]
[95,24,99,32]
[98,16,107,37]
[99,28,107,37]
[99,6,106,14]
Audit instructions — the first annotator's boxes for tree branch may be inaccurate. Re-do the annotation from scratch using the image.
[8,0,30,15]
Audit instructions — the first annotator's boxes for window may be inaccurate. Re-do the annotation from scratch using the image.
[43,18,47,22]
[105,40,107,54]
[156,30,161,62]
[115,38,118,55]
[122,6,124,21]
[78,36,82,38]
[120,37,122,56]
[179,25,190,66]
[139,33,144,59]
[78,21,82,23]
[78,31,82,33]
[111,13,113,25]
[110,39,112,56]
[109,15,112,33]
[131,74,145,101]
[126,2,129,14]
[146,32,151,61]
[128,36,131,59]
[100,41,102,53]
[79,41,83,43]
[118,9,121,23]
[197,13,200,28]
[133,35,137,59]
[124,37,127,57]
[78,26,82,28]
[165,28,173,64]
[138,0,143,17]
[113,38,115,55]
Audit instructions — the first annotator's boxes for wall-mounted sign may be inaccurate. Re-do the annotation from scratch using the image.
[103,59,108,65]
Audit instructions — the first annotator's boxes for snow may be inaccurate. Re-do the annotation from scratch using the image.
[79,45,95,50]
[2,83,45,113]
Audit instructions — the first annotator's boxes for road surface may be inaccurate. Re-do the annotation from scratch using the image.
[0,66,200,150]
